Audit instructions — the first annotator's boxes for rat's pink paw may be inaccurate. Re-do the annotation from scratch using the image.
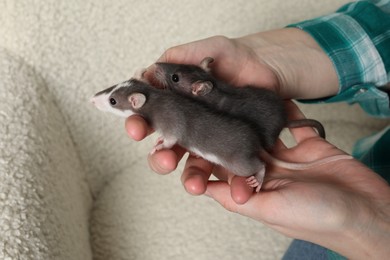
[246,176,258,186]
[150,137,165,155]
[150,136,177,155]
[246,174,263,193]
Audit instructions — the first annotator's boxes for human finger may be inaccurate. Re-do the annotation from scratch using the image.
[125,115,154,141]
[181,154,214,195]
[204,181,260,215]
[230,175,254,204]
[211,165,253,204]
[157,37,222,64]
[157,42,203,64]
[147,145,187,175]
[204,181,242,213]
[205,181,276,224]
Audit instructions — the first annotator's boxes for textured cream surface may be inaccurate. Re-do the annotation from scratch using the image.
[0,50,92,259]
[1,0,388,259]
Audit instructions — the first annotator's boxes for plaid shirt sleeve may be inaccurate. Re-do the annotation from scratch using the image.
[287,3,390,259]
[288,0,390,118]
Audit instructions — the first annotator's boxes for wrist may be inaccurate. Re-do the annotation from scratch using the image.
[323,167,390,259]
[303,191,390,259]
[237,28,339,99]
[343,198,390,259]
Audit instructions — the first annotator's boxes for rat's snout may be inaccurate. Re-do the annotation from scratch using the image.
[90,95,100,108]
[90,96,96,105]
[90,93,110,112]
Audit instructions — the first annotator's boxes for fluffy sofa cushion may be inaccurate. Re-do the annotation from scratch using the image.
[0,50,92,260]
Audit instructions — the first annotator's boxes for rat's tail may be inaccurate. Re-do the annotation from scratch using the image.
[286,119,326,139]
[260,150,353,170]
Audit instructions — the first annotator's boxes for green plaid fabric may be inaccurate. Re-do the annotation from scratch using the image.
[289,0,390,182]
[289,0,390,118]
[288,1,390,259]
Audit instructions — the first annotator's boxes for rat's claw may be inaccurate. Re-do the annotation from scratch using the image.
[246,176,255,182]
[246,176,257,184]
[155,136,164,146]
[150,137,165,155]
[246,176,263,191]
[247,181,257,187]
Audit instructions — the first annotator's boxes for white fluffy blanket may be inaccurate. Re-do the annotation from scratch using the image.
[1,0,387,259]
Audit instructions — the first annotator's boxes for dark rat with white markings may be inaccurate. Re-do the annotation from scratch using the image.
[147,57,325,151]
[92,78,269,191]
[91,78,352,192]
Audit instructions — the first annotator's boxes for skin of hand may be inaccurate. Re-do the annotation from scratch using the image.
[126,28,340,203]
[124,30,390,257]
[204,102,390,259]
[143,28,340,99]
[127,99,390,258]
[132,100,390,258]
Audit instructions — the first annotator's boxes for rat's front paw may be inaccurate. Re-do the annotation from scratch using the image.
[150,136,177,155]
[150,136,165,155]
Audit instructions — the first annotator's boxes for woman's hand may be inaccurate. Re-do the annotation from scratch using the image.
[204,102,390,259]
[126,28,340,202]
[128,97,390,258]
[144,28,339,99]
[124,28,390,259]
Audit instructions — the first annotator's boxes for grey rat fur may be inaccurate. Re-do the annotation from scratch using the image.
[91,78,352,192]
[149,58,325,151]
[92,78,269,191]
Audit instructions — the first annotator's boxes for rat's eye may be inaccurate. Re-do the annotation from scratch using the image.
[171,74,179,83]
[110,98,117,106]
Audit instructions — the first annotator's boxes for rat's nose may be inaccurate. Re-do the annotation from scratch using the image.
[90,96,96,105]
[89,94,109,112]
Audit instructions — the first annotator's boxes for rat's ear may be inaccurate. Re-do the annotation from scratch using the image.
[128,93,146,109]
[199,57,214,72]
[191,80,213,96]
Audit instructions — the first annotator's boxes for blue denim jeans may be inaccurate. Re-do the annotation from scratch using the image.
[282,240,329,260]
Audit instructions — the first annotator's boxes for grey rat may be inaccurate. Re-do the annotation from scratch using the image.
[91,78,352,192]
[148,57,325,151]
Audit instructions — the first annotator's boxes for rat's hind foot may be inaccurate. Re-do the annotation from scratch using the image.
[246,176,263,192]
[246,167,265,193]
[246,176,258,187]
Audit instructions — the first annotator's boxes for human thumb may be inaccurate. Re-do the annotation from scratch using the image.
[204,181,242,213]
